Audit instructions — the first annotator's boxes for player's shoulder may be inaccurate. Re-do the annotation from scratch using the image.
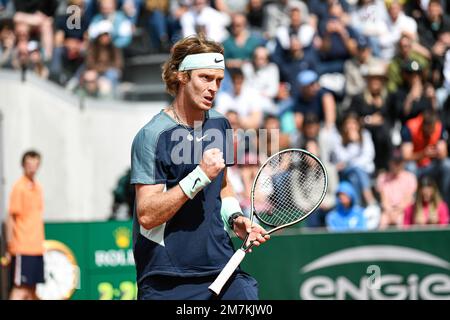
[133,110,177,144]
[207,108,227,120]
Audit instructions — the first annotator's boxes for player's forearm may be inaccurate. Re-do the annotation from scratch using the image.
[5,215,14,250]
[137,186,188,230]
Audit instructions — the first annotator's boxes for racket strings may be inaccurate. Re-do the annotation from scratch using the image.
[252,151,326,227]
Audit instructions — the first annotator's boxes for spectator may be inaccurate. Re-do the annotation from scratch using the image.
[50,0,89,85]
[86,20,124,98]
[246,0,265,35]
[223,12,264,69]
[293,70,336,130]
[144,0,172,52]
[263,0,310,40]
[350,0,389,58]
[316,0,358,74]
[330,112,377,206]
[343,35,377,102]
[261,114,291,157]
[303,138,338,228]
[417,0,450,51]
[78,68,100,97]
[215,67,264,129]
[381,0,418,61]
[275,3,315,51]
[349,60,393,171]
[12,0,57,60]
[88,0,133,49]
[27,40,49,79]
[376,148,418,228]
[272,35,320,91]
[387,34,430,93]
[326,181,368,232]
[403,175,449,226]
[111,168,135,220]
[0,18,14,68]
[242,46,280,114]
[4,150,45,300]
[401,108,450,206]
[390,59,434,124]
[180,0,230,43]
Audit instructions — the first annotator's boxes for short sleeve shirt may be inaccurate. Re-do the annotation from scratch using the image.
[130,109,236,283]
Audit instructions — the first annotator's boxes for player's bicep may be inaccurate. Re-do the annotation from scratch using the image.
[135,184,165,213]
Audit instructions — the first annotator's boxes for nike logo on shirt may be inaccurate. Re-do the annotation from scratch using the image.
[196,134,208,142]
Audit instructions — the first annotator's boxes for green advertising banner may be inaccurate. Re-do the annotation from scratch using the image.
[42,221,450,300]
[236,228,450,300]
[43,221,135,300]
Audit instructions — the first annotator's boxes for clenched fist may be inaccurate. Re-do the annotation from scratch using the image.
[199,148,225,180]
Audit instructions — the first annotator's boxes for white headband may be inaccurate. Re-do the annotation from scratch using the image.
[178,53,225,71]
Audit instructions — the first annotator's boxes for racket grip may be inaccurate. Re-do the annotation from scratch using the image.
[208,249,246,295]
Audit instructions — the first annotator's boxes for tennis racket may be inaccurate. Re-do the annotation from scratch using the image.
[209,148,328,295]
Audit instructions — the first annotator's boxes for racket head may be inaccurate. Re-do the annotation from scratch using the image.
[250,148,328,229]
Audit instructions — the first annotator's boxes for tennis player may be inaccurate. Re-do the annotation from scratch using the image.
[131,35,270,300]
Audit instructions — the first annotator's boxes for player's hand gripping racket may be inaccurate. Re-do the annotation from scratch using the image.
[209,148,328,295]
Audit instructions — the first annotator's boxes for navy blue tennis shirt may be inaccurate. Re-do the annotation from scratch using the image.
[130,109,235,284]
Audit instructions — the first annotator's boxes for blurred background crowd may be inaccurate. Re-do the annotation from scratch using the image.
[1,0,450,231]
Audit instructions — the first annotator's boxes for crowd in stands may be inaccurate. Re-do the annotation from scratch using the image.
[1,0,450,230]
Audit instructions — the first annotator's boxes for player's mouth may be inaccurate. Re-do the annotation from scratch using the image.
[203,96,214,106]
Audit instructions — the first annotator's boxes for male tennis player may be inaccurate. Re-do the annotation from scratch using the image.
[131,35,270,300]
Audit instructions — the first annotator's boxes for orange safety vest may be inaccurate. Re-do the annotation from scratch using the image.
[406,115,442,167]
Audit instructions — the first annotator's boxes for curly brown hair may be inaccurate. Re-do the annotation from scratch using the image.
[161,34,224,96]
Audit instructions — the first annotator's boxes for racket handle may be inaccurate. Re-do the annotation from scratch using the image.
[208,249,246,295]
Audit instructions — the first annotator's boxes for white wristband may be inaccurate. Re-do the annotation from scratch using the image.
[179,165,211,199]
[221,197,243,232]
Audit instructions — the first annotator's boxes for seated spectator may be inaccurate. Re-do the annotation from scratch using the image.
[275,3,315,51]
[417,0,450,52]
[350,0,389,58]
[144,0,172,53]
[330,112,377,206]
[12,0,57,60]
[110,168,135,220]
[180,0,230,43]
[303,138,338,228]
[223,12,263,69]
[326,181,368,232]
[88,0,133,49]
[242,46,280,114]
[293,70,336,130]
[272,36,320,91]
[316,0,358,74]
[403,175,449,226]
[349,60,393,171]
[263,0,309,40]
[390,59,434,124]
[401,108,450,206]
[78,68,100,97]
[381,0,418,61]
[27,40,49,79]
[85,21,123,98]
[50,0,89,85]
[376,148,418,229]
[215,67,264,129]
[261,114,291,158]
[246,0,265,35]
[387,34,430,93]
[0,18,14,68]
[343,35,376,104]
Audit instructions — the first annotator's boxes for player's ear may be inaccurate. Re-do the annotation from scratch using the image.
[177,71,190,85]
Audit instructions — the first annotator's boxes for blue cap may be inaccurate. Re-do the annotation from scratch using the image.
[297,70,318,87]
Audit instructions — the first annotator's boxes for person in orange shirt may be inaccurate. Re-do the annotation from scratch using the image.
[3,150,45,300]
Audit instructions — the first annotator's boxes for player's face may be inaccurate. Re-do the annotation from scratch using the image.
[185,69,224,110]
